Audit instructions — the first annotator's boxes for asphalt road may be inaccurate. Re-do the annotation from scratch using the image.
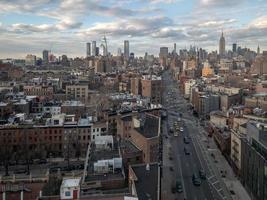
[161,70,229,200]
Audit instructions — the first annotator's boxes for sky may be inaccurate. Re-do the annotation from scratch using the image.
[0,0,266,58]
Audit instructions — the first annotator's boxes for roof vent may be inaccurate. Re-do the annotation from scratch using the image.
[146,164,150,171]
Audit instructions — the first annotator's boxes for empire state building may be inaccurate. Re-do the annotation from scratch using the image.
[219,31,225,56]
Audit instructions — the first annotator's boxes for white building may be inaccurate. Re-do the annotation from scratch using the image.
[184,79,196,99]
[25,54,36,66]
[43,104,61,116]
[60,178,81,200]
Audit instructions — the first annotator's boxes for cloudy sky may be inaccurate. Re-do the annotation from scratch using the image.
[0,0,266,58]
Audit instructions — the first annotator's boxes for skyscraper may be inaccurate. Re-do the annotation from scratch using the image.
[174,43,177,54]
[219,31,225,56]
[257,45,260,55]
[124,40,129,60]
[159,47,168,58]
[117,48,122,56]
[42,50,49,64]
[232,43,237,53]
[92,41,96,56]
[86,42,91,57]
[96,47,99,56]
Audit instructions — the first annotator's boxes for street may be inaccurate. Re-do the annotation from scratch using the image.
[161,70,232,200]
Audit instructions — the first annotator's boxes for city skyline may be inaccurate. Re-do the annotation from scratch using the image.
[0,0,266,58]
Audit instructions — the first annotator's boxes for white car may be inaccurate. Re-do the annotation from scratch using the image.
[180,127,184,132]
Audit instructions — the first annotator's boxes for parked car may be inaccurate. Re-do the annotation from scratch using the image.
[184,147,190,155]
[199,169,206,179]
[183,137,190,144]
[176,180,183,193]
[38,159,47,164]
[192,173,201,186]
[15,168,27,174]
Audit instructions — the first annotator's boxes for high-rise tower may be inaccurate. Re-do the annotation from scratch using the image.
[219,31,225,56]
[42,50,49,64]
[124,40,129,60]
[92,41,96,56]
[86,42,91,57]
[257,45,260,55]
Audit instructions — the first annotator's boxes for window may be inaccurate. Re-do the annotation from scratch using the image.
[65,191,71,197]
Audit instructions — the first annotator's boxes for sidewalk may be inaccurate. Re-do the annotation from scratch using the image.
[198,127,251,200]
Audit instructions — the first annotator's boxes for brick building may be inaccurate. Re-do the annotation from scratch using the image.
[130,113,160,163]
[141,75,162,105]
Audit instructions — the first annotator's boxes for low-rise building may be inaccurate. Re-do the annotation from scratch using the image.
[130,113,160,163]
[128,163,160,200]
[60,178,81,200]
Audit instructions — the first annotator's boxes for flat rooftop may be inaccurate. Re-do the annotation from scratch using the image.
[120,140,141,155]
[131,163,159,200]
[136,114,159,138]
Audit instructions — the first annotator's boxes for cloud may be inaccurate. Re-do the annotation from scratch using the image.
[0,0,55,13]
[77,16,173,38]
[198,19,237,28]
[200,0,244,7]
[149,0,178,4]
[250,16,267,29]
[3,19,82,34]
[151,27,186,39]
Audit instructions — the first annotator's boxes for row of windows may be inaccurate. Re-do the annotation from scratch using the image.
[1,128,92,136]
[1,134,91,144]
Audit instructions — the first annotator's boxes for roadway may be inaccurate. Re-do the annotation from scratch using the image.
[161,70,231,200]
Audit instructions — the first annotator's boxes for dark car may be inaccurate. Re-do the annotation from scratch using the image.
[192,173,201,186]
[38,159,47,164]
[183,137,190,144]
[184,147,190,155]
[176,180,183,193]
[199,169,206,179]
[49,167,61,173]
[15,168,27,174]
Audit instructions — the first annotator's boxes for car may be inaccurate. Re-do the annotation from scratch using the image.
[8,160,17,166]
[176,180,183,193]
[184,147,190,155]
[183,137,190,144]
[192,173,201,186]
[38,159,47,164]
[199,169,206,179]
[15,168,27,174]
[17,160,27,165]
[49,167,61,173]
[180,127,184,132]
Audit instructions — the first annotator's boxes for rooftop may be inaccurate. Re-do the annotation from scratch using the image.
[61,178,81,188]
[136,114,159,138]
[131,163,159,200]
[120,140,141,155]
[121,115,132,122]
